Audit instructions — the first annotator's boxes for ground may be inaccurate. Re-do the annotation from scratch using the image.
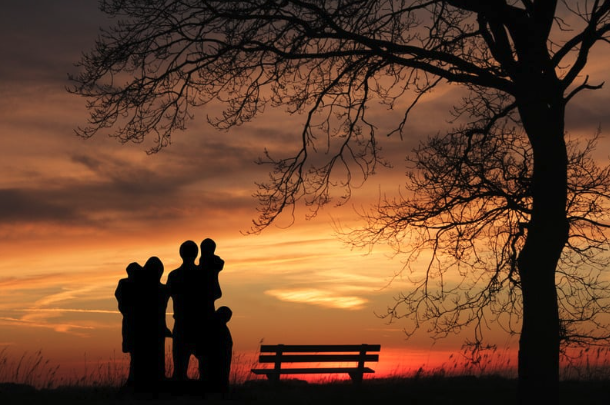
[1,377,609,404]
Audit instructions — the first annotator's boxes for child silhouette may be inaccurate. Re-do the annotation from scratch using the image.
[208,306,233,393]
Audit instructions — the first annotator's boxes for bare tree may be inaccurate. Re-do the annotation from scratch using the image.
[69,1,610,402]
[345,122,610,347]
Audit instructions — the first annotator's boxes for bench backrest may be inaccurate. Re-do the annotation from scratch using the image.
[258,344,380,367]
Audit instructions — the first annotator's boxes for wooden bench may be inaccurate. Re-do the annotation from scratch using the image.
[250,344,381,384]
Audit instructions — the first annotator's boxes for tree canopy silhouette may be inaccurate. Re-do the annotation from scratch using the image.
[70,1,610,402]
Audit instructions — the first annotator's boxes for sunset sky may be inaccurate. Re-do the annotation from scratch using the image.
[2,1,610,381]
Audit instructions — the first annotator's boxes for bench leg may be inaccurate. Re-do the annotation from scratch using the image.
[348,371,363,384]
[265,374,280,384]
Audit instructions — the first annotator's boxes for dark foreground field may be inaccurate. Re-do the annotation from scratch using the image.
[1,377,609,405]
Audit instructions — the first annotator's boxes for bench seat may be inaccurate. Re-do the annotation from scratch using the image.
[251,366,375,375]
[250,344,380,384]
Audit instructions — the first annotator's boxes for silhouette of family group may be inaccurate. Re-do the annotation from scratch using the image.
[115,238,232,394]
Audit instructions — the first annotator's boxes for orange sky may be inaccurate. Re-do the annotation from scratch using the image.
[1,1,610,383]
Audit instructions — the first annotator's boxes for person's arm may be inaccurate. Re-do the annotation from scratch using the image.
[215,256,225,271]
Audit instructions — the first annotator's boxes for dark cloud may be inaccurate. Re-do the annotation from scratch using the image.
[0,179,254,229]
[0,188,80,223]
[70,153,182,196]
[0,1,106,84]
[0,139,263,229]
[565,90,610,134]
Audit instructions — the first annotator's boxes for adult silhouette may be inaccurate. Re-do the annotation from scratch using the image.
[115,257,170,390]
[167,240,214,381]
[195,238,225,385]
[116,261,141,384]
[141,257,172,384]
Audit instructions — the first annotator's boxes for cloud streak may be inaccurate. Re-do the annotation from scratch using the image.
[18,308,119,315]
[0,267,124,338]
[265,288,369,310]
[0,315,95,337]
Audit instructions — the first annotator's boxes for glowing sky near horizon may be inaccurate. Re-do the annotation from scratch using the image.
[1,0,610,379]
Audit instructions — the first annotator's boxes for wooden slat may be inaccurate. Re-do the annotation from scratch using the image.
[251,344,381,383]
[258,354,379,363]
[259,344,380,353]
[251,367,375,375]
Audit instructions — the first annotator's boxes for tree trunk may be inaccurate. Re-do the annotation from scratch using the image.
[515,88,568,404]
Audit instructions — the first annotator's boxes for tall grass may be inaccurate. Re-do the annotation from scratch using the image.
[561,346,610,380]
[59,351,128,387]
[0,348,59,389]
[434,346,517,379]
[1,346,610,390]
[230,351,261,385]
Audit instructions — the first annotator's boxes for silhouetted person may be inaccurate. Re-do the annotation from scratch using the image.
[116,261,142,382]
[141,257,172,384]
[207,306,233,394]
[195,238,225,386]
[199,238,224,303]
[167,240,213,381]
[115,258,170,390]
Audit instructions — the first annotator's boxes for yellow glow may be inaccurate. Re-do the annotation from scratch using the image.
[265,288,369,310]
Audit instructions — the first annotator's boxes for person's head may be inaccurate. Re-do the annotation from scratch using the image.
[200,238,216,256]
[126,262,142,278]
[179,240,198,262]
[144,256,164,280]
[216,306,232,324]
